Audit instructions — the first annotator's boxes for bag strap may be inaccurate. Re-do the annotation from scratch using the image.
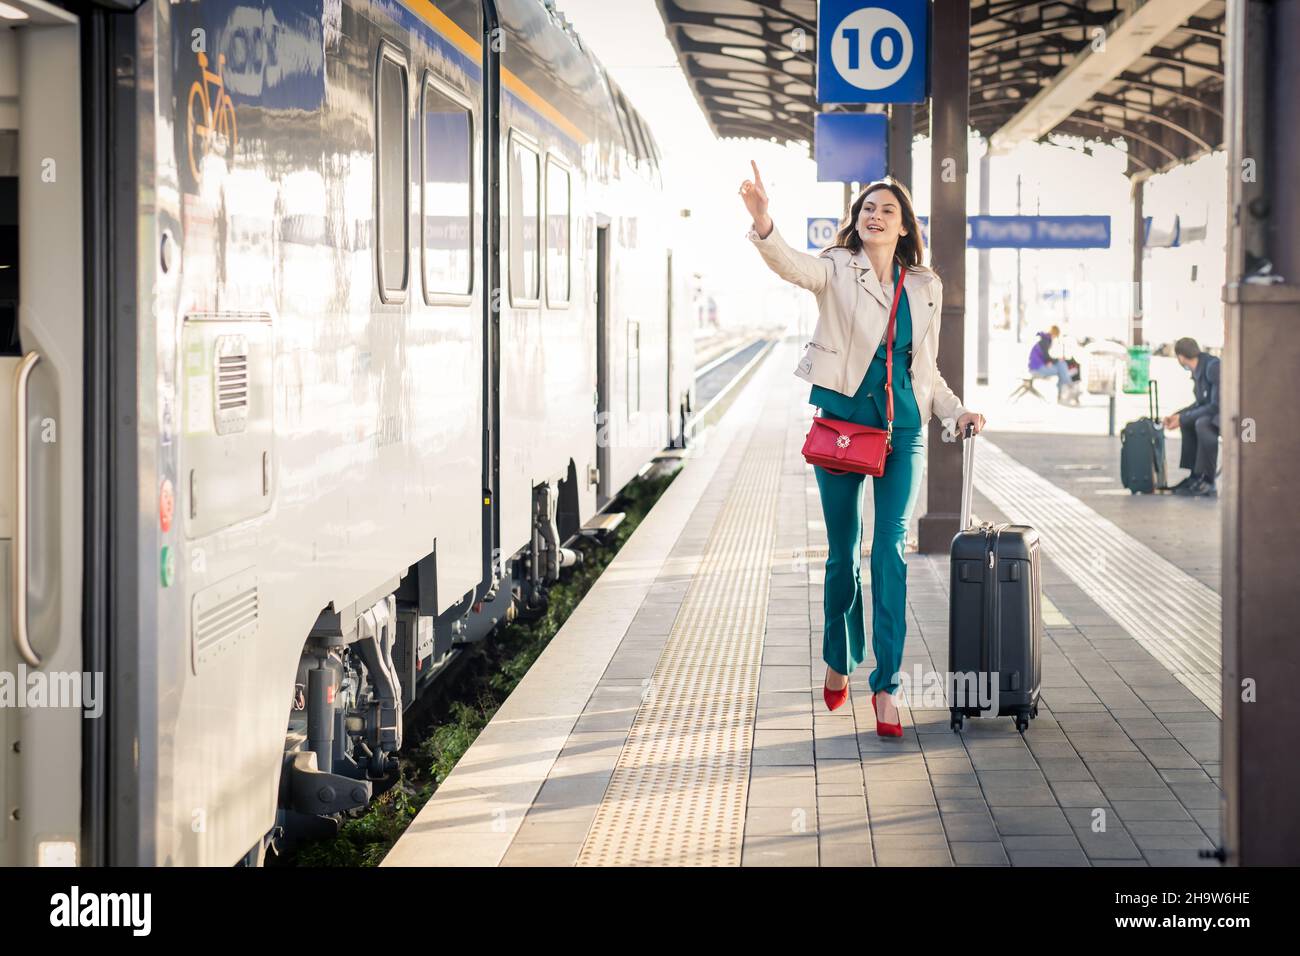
[883,262,906,449]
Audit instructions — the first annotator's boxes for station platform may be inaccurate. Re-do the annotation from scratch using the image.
[382,339,1223,868]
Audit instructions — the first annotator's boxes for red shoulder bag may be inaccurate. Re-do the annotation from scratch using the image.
[801,264,906,477]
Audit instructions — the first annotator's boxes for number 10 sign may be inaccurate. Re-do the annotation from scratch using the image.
[816,0,929,104]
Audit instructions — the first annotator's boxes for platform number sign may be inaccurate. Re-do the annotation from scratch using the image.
[807,217,839,250]
[816,0,929,104]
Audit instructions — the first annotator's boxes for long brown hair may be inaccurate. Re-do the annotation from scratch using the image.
[827,178,929,274]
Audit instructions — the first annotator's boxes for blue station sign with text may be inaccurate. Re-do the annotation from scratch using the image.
[916,215,1111,249]
[969,215,1111,249]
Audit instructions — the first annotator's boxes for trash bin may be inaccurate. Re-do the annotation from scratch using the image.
[1123,344,1151,393]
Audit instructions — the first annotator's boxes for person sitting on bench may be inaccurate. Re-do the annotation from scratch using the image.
[1028,325,1079,405]
[1162,336,1221,497]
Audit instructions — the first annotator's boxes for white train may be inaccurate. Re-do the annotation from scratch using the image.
[0,0,695,865]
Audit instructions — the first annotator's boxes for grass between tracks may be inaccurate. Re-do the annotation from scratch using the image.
[284,466,680,866]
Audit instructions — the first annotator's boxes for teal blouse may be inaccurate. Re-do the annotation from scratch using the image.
[808,260,922,429]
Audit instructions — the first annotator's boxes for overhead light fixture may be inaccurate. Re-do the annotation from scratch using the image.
[0,2,29,20]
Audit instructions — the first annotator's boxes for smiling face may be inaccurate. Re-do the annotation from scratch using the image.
[856,188,907,251]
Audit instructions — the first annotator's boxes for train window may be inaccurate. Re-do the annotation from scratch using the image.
[545,158,570,306]
[507,131,540,304]
[420,76,473,300]
[631,113,651,165]
[376,47,409,302]
[613,93,640,162]
[611,94,635,158]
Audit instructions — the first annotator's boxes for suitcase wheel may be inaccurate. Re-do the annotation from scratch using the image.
[1015,712,1030,735]
[949,709,964,732]
[1032,702,1039,718]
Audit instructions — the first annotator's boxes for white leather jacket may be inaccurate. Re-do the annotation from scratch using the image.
[747,221,970,428]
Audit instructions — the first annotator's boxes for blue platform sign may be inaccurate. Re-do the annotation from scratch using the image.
[969,216,1111,249]
[916,215,1111,248]
[817,0,929,104]
[814,112,887,183]
[807,217,839,250]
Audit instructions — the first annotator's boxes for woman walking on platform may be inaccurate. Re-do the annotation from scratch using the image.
[739,163,986,735]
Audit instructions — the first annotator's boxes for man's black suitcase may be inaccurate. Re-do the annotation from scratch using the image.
[1120,380,1168,494]
[948,424,1043,734]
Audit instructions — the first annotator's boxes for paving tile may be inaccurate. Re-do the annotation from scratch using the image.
[991,805,1073,836]
[742,833,820,867]
[1007,848,1090,866]
[1111,800,1194,823]
[1072,825,1143,860]
[1049,780,1107,807]
[968,747,1041,771]
[511,818,595,845]
[814,730,862,760]
[866,779,939,807]
[1097,785,1175,802]
[752,728,815,766]
[816,758,866,795]
[950,842,1010,866]
[1002,835,1083,850]
[817,813,873,844]
[1036,758,1097,782]
[869,805,946,835]
[747,766,817,807]
[763,644,811,667]
[1092,858,1150,867]
[941,811,999,842]
[499,842,583,867]
[819,839,874,866]
[863,754,931,781]
[746,806,817,838]
[1131,832,1216,852]
[982,785,1059,807]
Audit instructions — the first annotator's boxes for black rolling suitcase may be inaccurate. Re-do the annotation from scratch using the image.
[1120,380,1168,494]
[948,424,1043,734]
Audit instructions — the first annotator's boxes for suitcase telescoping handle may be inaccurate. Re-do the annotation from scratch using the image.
[960,421,976,531]
[1148,379,1160,421]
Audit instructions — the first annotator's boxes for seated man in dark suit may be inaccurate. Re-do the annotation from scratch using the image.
[1161,337,1221,496]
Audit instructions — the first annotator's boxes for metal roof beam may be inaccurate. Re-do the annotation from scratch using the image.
[989,0,1212,154]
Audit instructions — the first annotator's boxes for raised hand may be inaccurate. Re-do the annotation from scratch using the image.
[739,160,772,236]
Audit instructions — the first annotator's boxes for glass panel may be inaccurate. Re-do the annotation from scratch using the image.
[421,82,472,296]
[378,56,408,294]
[546,160,569,305]
[508,135,539,302]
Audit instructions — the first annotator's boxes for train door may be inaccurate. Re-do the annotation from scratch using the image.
[0,4,86,866]
[594,221,611,508]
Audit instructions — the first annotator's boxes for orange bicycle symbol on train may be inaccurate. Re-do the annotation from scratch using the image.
[186,50,238,182]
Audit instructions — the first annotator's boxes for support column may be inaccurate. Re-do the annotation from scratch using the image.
[888,103,913,185]
[917,0,970,554]
[1131,177,1145,346]
[1221,0,1300,866]
[977,145,990,385]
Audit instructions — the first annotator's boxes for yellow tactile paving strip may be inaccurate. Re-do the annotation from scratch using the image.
[576,403,785,865]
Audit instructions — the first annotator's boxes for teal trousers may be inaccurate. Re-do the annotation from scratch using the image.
[813,426,925,693]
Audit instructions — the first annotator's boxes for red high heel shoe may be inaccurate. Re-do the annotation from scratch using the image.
[823,679,849,711]
[873,692,903,737]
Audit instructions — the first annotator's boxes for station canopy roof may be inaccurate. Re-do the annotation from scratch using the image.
[655,0,1225,178]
